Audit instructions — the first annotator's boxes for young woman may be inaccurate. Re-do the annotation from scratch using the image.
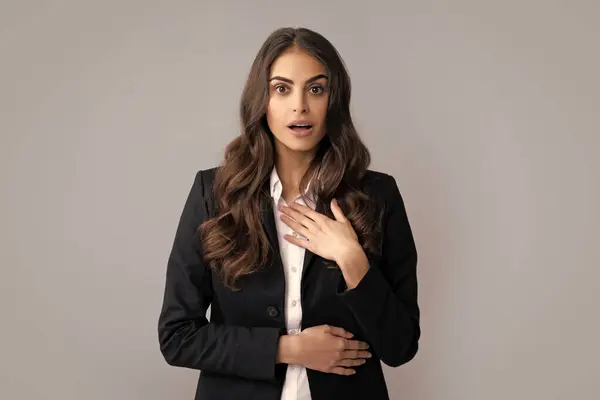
[158,27,420,400]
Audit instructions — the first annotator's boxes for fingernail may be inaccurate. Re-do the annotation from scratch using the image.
[367,353,372,358]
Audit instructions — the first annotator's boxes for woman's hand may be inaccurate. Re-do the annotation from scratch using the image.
[292,325,372,376]
[279,199,359,265]
[279,199,370,289]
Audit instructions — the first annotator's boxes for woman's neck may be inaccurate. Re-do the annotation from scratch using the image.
[275,150,315,203]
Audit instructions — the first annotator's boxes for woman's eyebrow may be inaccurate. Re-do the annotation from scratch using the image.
[268,74,328,84]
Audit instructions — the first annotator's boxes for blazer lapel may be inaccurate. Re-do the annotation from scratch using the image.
[301,199,326,281]
[259,194,283,268]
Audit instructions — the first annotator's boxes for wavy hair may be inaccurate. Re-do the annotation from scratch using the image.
[199,27,385,290]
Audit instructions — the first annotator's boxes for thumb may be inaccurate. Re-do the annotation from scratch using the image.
[327,325,354,338]
[330,198,347,222]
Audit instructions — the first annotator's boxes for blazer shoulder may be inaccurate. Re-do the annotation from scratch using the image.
[192,167,220,217]
[361,169,408,209]
[362,169,397,190]
[363,169,392,182]
[192,166,219,192]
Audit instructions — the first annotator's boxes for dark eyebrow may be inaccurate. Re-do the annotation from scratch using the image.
[268,74,328,85]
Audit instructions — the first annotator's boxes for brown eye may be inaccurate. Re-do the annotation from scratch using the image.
[274,85,288,93]
[310,86,324,94]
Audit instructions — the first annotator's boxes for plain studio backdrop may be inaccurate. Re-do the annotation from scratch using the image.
[1,1,598,399]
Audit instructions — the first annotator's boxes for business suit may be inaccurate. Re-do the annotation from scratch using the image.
[158,167,420,400]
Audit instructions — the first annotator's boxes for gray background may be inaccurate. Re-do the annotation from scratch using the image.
[2,1,599,399]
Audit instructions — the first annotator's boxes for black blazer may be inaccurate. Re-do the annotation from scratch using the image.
[158,167,420,400]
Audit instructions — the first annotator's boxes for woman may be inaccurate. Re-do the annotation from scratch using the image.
[158,27,420,400]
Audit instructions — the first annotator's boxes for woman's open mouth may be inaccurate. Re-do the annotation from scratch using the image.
[288,124,313,136]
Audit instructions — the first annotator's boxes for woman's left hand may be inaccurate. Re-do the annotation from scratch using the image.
[279,199,368,275]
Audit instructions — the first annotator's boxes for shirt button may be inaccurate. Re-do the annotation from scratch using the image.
[292,266,297,272]
[266,306,279,318]
[289,328,299,334]
[292,300,297,307]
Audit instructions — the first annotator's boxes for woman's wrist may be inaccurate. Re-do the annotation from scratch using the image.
[276,334,302,364]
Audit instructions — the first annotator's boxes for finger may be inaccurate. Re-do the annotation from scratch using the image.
[279,204,320,231]
[280,214,311,239]
[288,201,327,225]
[330,367,356,376]
[342,350,372,360]
[336,358,367,367]
[327,326,354,338]
[283,234,311,250]
[344,340,370,350]
[330,198,348,222]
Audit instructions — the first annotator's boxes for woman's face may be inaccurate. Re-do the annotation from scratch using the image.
[266,47,329,157]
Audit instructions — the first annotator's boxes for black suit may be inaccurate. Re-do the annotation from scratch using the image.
[158,167,420,400]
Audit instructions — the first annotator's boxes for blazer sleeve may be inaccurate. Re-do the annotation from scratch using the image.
[157,170,282,381]
[337,173,420,368]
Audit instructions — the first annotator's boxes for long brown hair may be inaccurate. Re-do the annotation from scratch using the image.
[199,27,384,290]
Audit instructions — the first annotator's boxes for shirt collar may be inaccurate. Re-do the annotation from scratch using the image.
[269,166,317,205]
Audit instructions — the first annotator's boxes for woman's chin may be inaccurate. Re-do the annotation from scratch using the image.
[284,142,318,153]
[274,133,323,154]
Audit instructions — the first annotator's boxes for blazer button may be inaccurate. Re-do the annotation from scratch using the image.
[266,306,279,318]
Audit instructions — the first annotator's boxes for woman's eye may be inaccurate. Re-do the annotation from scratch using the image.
[310,86,324,94]
[275,85,288,93]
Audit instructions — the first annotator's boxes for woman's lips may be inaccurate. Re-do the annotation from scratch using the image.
[288,126,313,136]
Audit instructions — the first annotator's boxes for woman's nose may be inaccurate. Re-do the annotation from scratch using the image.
[292,92,308,113]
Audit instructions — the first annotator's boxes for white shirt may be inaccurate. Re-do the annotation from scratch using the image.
[270,167,314,400]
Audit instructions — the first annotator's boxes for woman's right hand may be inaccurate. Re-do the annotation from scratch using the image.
[294,324,372,376]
